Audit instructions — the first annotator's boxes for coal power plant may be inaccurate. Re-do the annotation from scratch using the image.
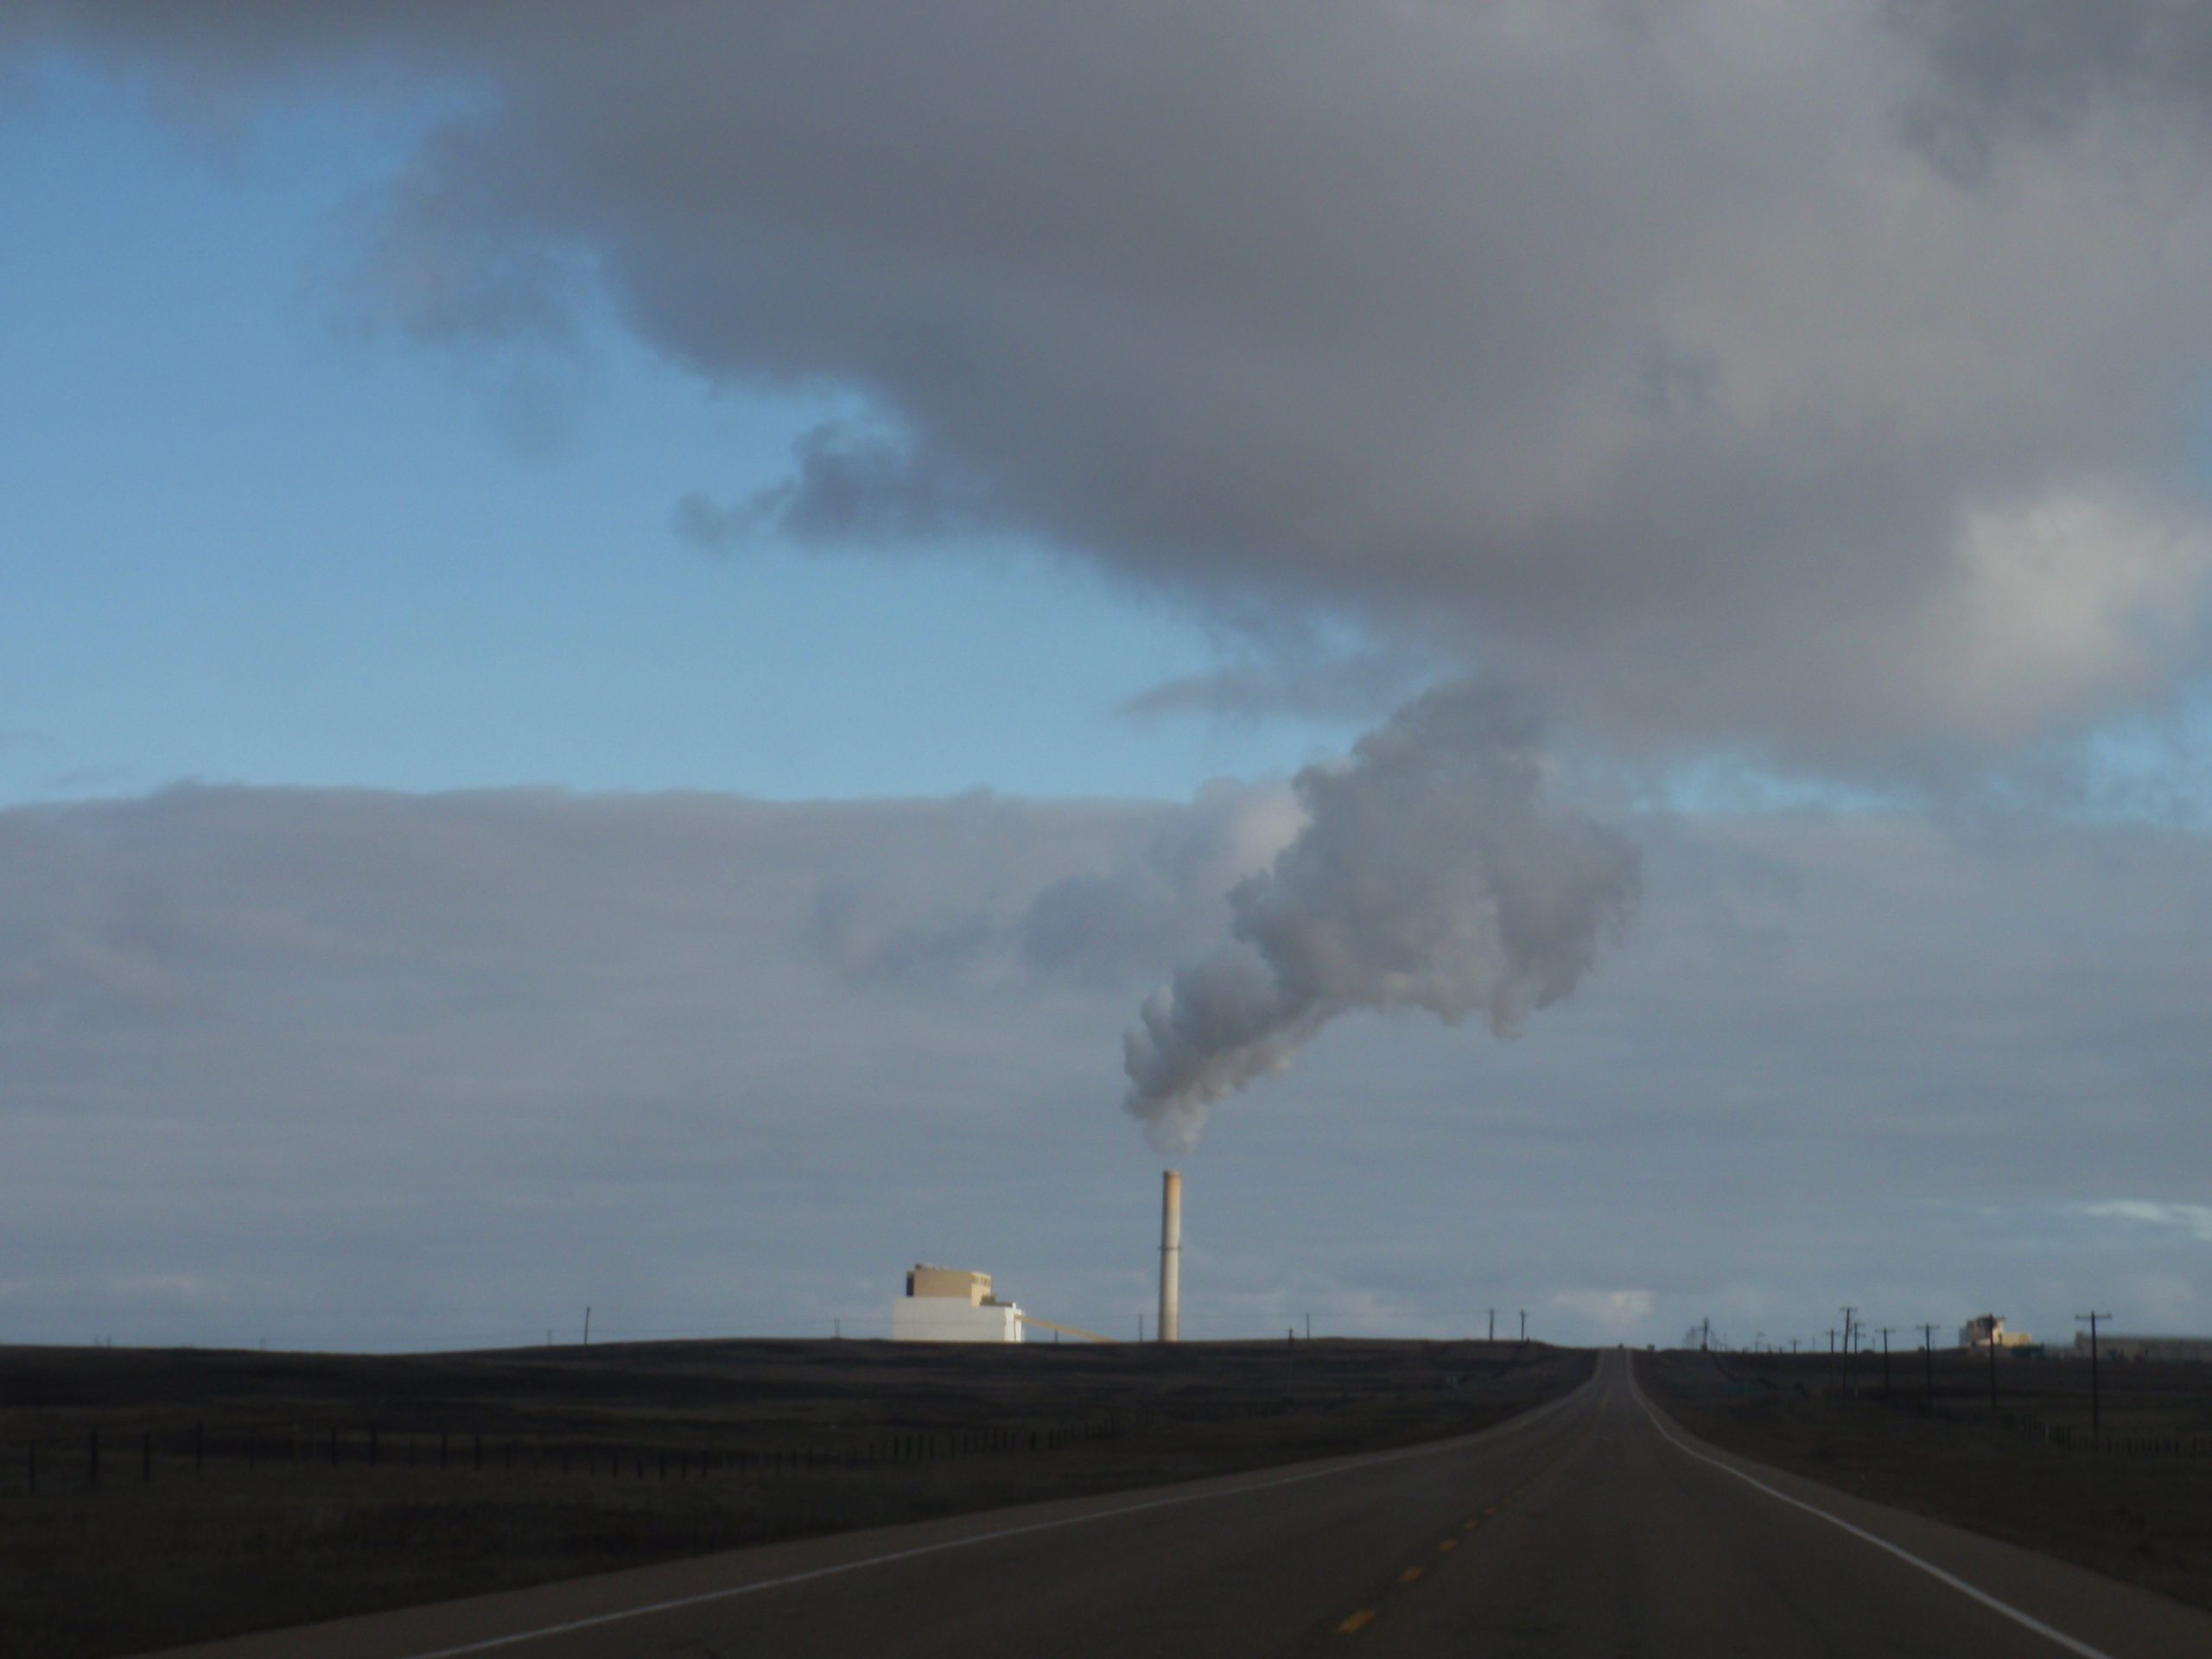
[890,1169,1185,1344]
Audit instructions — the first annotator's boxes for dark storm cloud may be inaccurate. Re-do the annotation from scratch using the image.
[16,3,2212,768]
[673,423,990,553]
[1891,0,2212,178]
[1116,648,1428,727]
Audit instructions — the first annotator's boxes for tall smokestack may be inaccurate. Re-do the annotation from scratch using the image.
[1158,1169,1182,1343]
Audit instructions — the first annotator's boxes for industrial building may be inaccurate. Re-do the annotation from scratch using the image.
[889,1169,1181,1347]
[2074,1332,2212,1363]
[1959,1313,2035,1351]
[892,1265,1024,1343]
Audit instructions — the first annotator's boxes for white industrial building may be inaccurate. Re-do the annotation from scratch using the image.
[892,1265,1024,1343]
[1960,1313,2036,1351]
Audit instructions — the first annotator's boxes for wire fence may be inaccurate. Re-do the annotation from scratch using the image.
[3,1412,1148,1498]
[1703,1352,2212,1460]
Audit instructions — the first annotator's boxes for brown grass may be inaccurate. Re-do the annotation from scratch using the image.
[1639,1347,2212,1612]
[0,1337,1590,1657]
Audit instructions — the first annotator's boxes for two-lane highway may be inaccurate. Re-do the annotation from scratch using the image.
[160,1351,2212,1657]
[1321,1352,2212,1657]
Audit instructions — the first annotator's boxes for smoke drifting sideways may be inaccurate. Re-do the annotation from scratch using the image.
[1122,684,1641,1152]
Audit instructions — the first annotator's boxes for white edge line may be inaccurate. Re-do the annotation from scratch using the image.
[1626,1358,2116,1659]
[393,1375,1595,1659]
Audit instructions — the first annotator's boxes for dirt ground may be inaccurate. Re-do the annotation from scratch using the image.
[0,1336,1590,1658]
[1639,1346,2212,1614]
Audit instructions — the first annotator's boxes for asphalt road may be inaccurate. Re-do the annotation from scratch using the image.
[158,1349,2212,1658]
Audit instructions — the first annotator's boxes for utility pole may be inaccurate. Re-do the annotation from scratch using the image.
[1487,1308,1496,1343]
[834,1319,841,1340]
[583,1306,591,1346]
[1700,1318,1710,1353]
[1875,1326,1894,1400]
[1306,1312,1312,1341]
[1518,1309,1527,1343]
[1790,1337,1800,1355]
[1841,1306,1857,1396]
[1986,1322,1999,1416]
[2075,1311,2111,1440]
[1916,1323,1938,1405]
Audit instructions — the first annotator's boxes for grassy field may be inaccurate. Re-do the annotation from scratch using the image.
[0,1336,1590,1657]
[1639,1346,2212,1613]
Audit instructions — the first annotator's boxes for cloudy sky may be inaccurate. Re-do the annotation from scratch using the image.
[5,2,2212,1352]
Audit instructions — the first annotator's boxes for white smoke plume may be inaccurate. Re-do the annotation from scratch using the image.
[1123,684,1640,1150]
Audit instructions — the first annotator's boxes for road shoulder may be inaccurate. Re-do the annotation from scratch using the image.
[1630,1353,2212,1659]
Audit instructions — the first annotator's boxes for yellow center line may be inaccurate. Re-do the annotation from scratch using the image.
[1334,1419,1591,1637]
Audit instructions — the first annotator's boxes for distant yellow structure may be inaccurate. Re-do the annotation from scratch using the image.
[1959,1313,2035,1351]
[893,1264,1023,1343]
[905,1266,995,1303]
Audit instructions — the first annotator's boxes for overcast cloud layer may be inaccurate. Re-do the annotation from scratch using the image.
[13,1,2212,766]
[4,783,2210,1350]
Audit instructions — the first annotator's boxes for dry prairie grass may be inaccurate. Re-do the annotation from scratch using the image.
[0,1337,1589,1657]
[1641,1348,2212,1613]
